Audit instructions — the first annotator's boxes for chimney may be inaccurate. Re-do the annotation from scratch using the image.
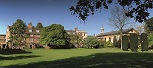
[74,27,78,31]
[28,23,32,29]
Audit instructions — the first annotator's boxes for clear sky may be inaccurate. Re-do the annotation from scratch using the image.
[0,0,153,35]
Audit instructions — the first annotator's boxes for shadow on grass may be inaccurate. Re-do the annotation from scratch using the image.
[0,55,40,60]
[0,49,32,55]
[3,53,153,68]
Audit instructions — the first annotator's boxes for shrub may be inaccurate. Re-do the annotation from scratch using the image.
[104,41,113,48]
[113,36,118,47]
[140,33,148,51]
[122,35,129,51]
[129,33,138,52]
[98,40,105,48]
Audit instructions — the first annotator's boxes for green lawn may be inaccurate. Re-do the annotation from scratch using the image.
[1,48,153,68]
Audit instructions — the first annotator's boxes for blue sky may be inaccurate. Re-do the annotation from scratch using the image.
[0,0,153,35]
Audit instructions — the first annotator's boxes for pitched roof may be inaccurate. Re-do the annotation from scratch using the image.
[0,34,6,36]
[96,28,136,37]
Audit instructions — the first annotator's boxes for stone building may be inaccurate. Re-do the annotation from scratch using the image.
[66,27,88,39]
[96,27,139,43]
[66,27,88,48]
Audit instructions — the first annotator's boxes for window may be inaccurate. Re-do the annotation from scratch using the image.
[29,38,33,42]
[30,35,33,37]
[109,37,111,42]
[36,30,39,32]
[29,30,32,32]
[84,33,86,36]
[105,38,106,41]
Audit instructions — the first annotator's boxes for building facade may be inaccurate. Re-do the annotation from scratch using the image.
[96,27,139,43]
[0,34,6,48]
[66,28,88,48]
[6,23,42,49]
[66,27,88,39]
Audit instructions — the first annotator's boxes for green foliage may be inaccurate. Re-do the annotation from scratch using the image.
[1,49,153,68]
[104,41,113,48]
[122,35,129,51]
[68,34,83,48]
[113,36,118,47]
[70,0,153,22]
[144,17,153,33]
[84,36,99,48]
[140,33,148,51]
[98,40,105,48]
[36,22,43,28]
[10,19,27,47]
[129,33,138,52]
[39,24,69,48]
[147,33,153,49]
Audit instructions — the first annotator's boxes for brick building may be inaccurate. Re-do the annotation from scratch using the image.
[6,23,42,49]
[0,34,6,48]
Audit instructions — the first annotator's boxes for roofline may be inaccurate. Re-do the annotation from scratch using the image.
[0,34,6,36]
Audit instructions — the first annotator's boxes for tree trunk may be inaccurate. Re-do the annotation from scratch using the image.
[120,29,123,49]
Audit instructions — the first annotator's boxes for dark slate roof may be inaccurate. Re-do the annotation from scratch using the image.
[96,28,136,37]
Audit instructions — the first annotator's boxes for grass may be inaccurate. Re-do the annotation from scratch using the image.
[0,48,153,68]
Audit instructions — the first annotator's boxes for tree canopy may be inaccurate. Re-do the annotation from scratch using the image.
[39,24,69,48]
[36,22,43,28]
[144,17,153,33]
[68,34,83,48]
[10,19,27,47]
[84,36,99,48]
[70,0,153,23]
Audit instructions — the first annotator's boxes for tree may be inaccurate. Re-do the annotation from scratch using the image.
[135,24,144,35]
[10,19,27,48]
[148,33,153,48]
[144,17,153,48]
[144,17,153,33]
[39,24,69,49]
[36,22,43,28]
[108,6,131,49]
[68,34,83,48]
[70,0,153,23]
[140,33,148,51]
[84,36,99,48]
[113,36,118,47]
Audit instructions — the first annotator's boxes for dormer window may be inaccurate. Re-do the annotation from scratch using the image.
[29,29,32,32]
[36,30,39,32]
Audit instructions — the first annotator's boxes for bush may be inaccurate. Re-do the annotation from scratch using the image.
[140,33,148,51]
[122,35,129,51]
[98,40,105,48]
[104,41,113,48]
[129,33,138,52]
[113,36,118,47]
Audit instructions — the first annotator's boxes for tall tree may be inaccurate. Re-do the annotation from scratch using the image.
[70,0,153,23]
[39,24,69,48]
[10,19,26,48]
[108,6,132,49]
[144,17,153,34]
[36,22,43,28]
[145,17,153,48]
